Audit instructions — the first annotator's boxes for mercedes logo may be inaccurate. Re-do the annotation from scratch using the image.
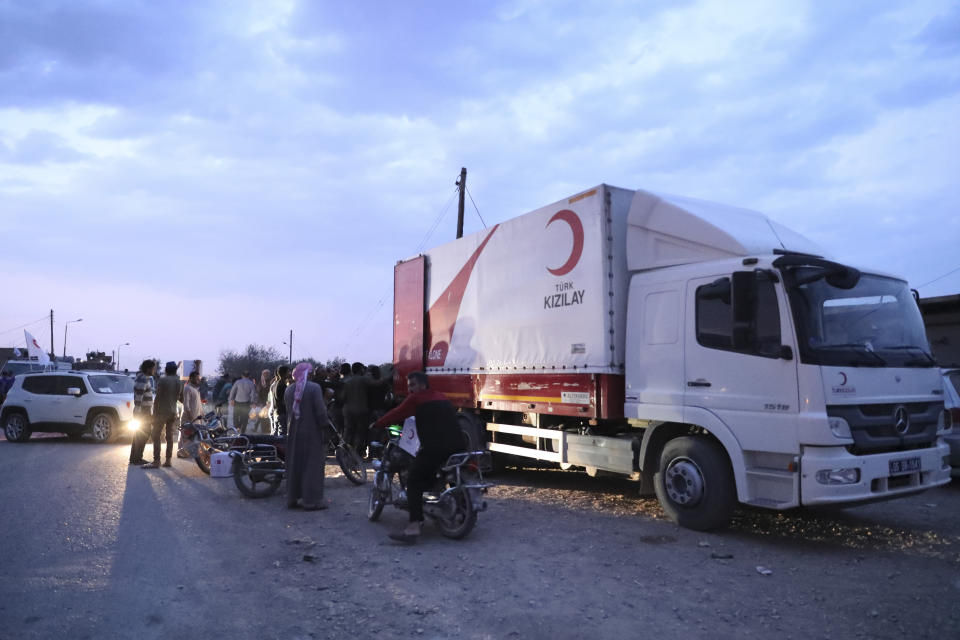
[893,405,910,435]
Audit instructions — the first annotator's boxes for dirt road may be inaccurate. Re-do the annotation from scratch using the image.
[0,439,957,639]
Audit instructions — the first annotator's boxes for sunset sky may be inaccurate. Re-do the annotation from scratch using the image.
[2,0,958,371]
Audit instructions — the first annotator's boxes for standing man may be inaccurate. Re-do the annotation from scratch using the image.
[371,371,464,543]
[341,362,372,456]
[178,370,203,458]
[284,363,329,510]
[128,360,156,465]
[144,362,181,469]
[0,370,14,405]
[229,370,257,433]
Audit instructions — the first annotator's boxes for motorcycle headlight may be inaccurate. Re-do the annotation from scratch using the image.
[126,418,142,432]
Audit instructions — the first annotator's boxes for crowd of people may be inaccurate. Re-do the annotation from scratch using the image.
[207,362,393,441]
[125,358,457,543]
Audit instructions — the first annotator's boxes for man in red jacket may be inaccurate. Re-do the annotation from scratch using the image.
[371,371,464,542]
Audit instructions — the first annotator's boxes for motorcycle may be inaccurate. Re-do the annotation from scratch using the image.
[230,419,367,499]
[178,411,240,475]
[366,425,491,539]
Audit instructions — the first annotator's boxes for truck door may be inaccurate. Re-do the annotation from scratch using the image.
[684,270,800,455]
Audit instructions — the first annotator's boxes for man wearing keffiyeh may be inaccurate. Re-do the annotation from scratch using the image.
[282,362,330,510]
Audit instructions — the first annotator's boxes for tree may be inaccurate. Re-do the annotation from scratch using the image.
[218,344,286,378]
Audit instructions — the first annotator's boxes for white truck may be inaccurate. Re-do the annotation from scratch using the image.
[391,184,952,530]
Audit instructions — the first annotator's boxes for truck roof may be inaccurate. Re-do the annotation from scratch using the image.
[625,188,827,271]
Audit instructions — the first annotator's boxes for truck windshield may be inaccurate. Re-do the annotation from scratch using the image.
[781,267,934,368]
[87,374,135,394]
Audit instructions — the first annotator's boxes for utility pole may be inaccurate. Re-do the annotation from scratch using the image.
[456,167,466,239]
[50,309,55,361]
[288,329,293,364]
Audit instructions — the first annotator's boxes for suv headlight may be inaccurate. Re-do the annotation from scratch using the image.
[828,416,852,439]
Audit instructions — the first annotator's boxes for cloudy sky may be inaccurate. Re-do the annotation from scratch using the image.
[1,0,958,372]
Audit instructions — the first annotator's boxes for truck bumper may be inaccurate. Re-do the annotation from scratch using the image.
[800,442,951,506]
[943,431,960,477]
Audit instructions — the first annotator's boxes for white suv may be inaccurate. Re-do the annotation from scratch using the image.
[1,371,137,443]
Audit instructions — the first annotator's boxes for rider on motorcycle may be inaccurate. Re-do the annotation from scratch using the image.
[370,371,463,543]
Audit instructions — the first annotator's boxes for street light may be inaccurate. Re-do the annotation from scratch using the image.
[116,342,130,371]
[63,318,82,358]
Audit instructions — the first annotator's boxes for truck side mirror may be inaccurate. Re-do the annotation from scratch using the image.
[67,387,82,396]
[779,345,793,360]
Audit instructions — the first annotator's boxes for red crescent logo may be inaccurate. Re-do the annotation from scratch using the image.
[546,209,584,276]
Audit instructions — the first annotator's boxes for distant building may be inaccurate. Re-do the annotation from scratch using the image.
[919,294,960,367]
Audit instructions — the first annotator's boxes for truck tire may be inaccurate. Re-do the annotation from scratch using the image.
[654,436,735,531]
[457,413,485,453]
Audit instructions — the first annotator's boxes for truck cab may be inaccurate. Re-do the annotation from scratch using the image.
[627,251,949,527]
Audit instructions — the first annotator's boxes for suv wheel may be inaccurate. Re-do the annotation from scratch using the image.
[4,412,32,442]
[89,412,117,443]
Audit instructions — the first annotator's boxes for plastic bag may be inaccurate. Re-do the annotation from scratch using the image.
[398,416,420,456]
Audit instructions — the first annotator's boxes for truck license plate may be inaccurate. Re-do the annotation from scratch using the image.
[889,457,921,475]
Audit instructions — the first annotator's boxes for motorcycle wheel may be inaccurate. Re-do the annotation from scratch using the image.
[233,461,283,498]
[336,444,367,485]
[195,443,211,475]
[434,487,478,540]
[367,474,386,521]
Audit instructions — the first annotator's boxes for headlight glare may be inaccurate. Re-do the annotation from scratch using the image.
[126,418,142,432]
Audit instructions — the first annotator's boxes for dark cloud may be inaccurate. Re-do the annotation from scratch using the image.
[0,0,228,109]
[914,4,960,55]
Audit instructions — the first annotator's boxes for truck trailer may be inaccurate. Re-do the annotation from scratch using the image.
[391,184,952,530]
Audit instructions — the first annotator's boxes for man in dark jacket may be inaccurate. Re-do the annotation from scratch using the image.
[371,371,464,542]
[144,361,182,468]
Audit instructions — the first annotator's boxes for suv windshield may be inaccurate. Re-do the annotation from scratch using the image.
[781,265,934,368]
[87,374,135,394]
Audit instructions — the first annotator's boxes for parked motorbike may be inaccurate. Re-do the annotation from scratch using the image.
[178,411,240,474]
[230,419,367,499]
[366,425,491,539]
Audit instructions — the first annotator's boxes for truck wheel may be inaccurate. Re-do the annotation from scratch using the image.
[654,436,735,531]
[88,412,117,443]
[4,411,32,442]
[457,413,485,453]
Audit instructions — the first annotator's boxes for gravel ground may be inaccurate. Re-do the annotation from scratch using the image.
[0,438,958,640]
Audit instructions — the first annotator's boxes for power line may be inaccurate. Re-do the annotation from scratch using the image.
[340,184,459,356]
[465,186,487,229]
[916,265,960,290]
[0,315,50,338]
[414,186,459,253]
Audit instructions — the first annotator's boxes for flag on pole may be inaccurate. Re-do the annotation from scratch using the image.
[24,330,50,365]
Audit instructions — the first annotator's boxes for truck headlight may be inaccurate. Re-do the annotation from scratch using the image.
[937,409,952,435]
[828,416,851,439]
[816,468,860,485]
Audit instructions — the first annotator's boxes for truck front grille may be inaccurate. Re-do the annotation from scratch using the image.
[827,402,942,455]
